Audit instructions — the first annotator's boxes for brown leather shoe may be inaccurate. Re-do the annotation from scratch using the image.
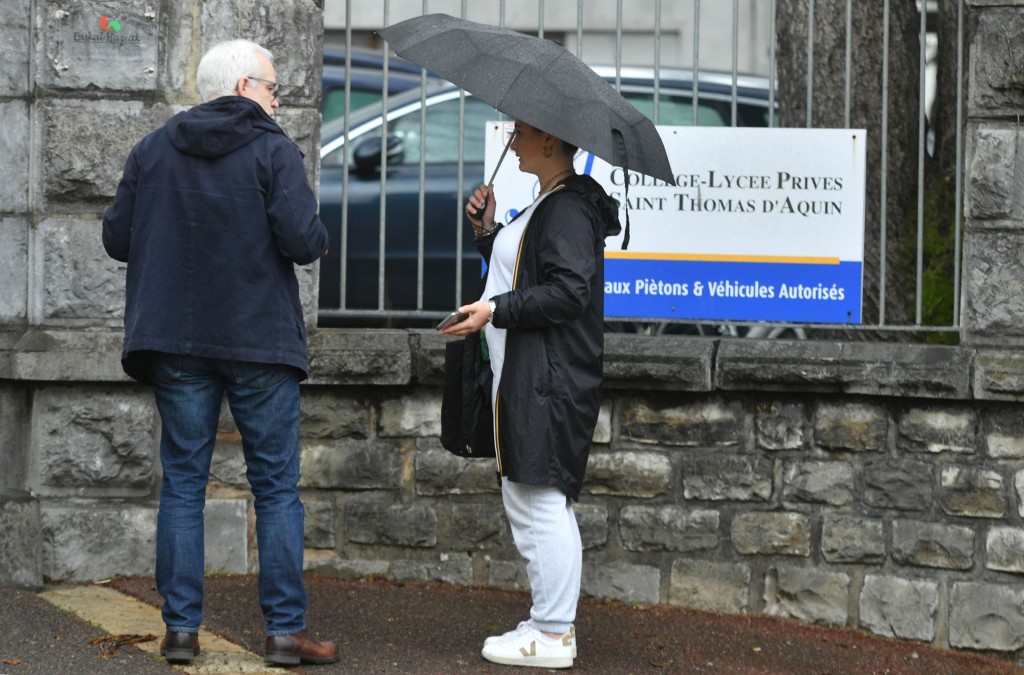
[160,631,200,664]
[265,630,340,666]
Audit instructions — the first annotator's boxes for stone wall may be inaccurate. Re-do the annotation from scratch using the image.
[3,0,1024,663]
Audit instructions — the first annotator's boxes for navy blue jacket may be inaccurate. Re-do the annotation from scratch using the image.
[103,96,328,381]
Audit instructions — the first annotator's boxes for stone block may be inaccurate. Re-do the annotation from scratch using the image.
[620,397,746,447]
[682,452,773,502]
[974,350,1024,401]
[668,559,750,613]
[10,329,127,382]
[581,561,660,605]
[963,232,1024,341]
[35,386,156,493]
[583,449,672,497]
[204,499,248,574]
[863,460,934,511]
[300,439,402,490]
[716,340,972,398]
[41,502,156,581]
[40,101,176,204]
[965,125,1017,219]
[414,443,500,496]
[813,401,887,452]
[303,497,337,550]
[969,10,1024,118]
[307,330,412,385]
[592,402,613,444]
[603,334,714,391]
[986,526,1024,574]
[620,505,719,552]
[0,385,29,492]
[344,500,437,548]
[209,440,249,488]
[0,105,29,213]
[0,0,29,95]
[765,564,850,627]
[301,392,371,440]
[891,520,974,570]
[303,556,389,578]
[859,574,938,642]
[449,503,509,551]
[36,4,160,92]
[781,460,855,506]
[37,218,125,322]
[379,393,441,438]
[897,407,976,455]
[489,559,528,590]
[950,582,1024,652]
[390,555,473,585]
[755,400,806,451]
[0,219,28,323]
[0,493,41,589]
[938,465,1005,518]
[821,514,885,564]
[575,503,609,550]
[731,512,811,557]
[982,405,1024,457]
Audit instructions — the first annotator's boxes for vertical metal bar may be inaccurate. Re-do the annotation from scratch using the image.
[915,0,927,325]
[768,0,776,127]
[731,0,739,127]
[577,0,583,60]
[805,0,814,128]
[692,0,700,126]
[453,0,469,308]
[953,0,964,326]
[415,0,429,310]
[615,0,622,90]
[538,0,544,39]
[879,0,891,325]
[844,0,852,128]
[340,0,352,309]
[377,0,390,310]
[654,0,662,125]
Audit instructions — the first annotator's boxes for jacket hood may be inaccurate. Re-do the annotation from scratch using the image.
[166,96,282,158]
[562,173,622,239]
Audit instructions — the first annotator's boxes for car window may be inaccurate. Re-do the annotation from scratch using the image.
[622,92,727,127]
[322,89,382,124]
[388,97,496,165]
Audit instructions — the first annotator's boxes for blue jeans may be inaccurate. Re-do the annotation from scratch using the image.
[149,353,307,636]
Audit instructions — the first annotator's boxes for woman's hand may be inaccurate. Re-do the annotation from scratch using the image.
[466,184,497,231]
[439,299,492,336]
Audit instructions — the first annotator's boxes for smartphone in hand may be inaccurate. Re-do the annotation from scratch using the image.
[435,311,468,331]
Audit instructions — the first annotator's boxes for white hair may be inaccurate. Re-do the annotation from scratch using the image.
[196,39,273,101]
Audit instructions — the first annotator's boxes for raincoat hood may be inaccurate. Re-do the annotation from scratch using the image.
[562,173,622,239]
[166,96,282,159]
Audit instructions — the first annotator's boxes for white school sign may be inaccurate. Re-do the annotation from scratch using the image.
[484,123,867,324]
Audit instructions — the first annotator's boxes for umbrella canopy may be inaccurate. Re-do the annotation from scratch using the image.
[379,13,676,186]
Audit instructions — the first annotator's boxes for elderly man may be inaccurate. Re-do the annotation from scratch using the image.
[102,39,337,667]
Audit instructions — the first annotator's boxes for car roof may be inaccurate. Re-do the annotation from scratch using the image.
[322,64,426,92]
[323,46,425,75]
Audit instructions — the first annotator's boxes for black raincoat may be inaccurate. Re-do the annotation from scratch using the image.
[471,174,621,501]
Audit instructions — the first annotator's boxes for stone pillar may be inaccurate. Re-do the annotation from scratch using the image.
[0,0,324,587]
[962,1,1024,399]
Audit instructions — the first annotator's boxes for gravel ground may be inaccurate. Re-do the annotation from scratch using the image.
[104,574,1024,675]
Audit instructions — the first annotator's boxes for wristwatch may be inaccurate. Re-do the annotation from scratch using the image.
[487,299,497,323]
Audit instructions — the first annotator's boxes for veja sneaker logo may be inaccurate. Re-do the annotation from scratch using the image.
[99,16,122,32]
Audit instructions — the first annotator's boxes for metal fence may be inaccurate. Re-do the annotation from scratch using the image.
[318,0,965,339]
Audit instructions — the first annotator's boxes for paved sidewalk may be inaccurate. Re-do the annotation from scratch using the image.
[2,574,1023,674]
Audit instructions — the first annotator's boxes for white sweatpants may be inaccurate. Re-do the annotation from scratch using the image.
[501,477,583,634]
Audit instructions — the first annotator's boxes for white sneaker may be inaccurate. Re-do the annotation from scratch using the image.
[481,622,575,668]
[484,622,576,657]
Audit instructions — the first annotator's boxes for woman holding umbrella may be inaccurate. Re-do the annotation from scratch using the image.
[440,120,621,669]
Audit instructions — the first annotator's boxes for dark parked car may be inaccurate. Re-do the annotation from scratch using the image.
[320,47,436,124]
[317,68,775,325]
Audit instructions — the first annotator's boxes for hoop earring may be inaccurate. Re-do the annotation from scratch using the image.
[543,146,553,158]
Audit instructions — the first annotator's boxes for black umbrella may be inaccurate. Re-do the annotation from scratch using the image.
[378,13,676,187]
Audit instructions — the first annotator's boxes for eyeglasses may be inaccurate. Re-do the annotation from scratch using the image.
[248,76,281,99]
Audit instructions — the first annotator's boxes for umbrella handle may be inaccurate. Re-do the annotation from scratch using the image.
[470,129,516,221]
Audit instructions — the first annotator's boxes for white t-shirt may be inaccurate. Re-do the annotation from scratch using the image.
[480,191,555,408]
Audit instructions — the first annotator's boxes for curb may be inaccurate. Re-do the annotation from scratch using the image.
[39,585,274,674]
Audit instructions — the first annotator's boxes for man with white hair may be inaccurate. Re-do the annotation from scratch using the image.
[103,39,337,667]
